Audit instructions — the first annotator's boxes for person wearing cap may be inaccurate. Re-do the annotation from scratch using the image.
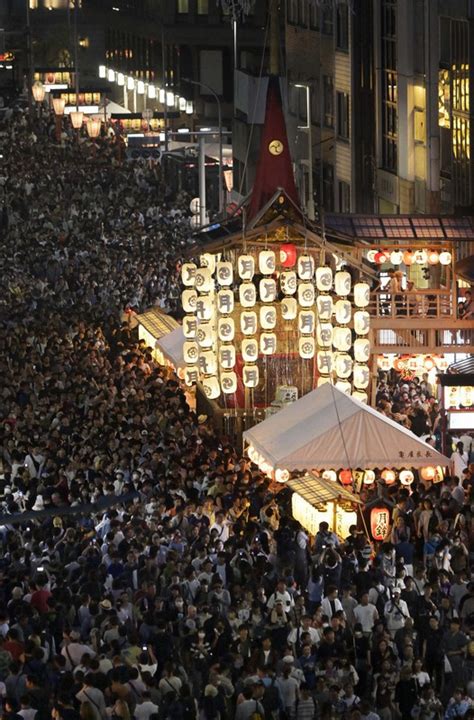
[384,587,410,636]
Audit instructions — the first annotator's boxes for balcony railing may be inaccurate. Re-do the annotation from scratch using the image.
[368,289,456,320]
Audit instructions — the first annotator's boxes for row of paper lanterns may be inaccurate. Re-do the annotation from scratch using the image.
[367,249,452,266]
[99,65,194,114]
[322,466,442,485]
[377,354,449,373]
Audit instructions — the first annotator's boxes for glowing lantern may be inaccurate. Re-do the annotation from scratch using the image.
[435,356,448,372]
[184,366,199,386]
[352,390,368,403]
[280,271,297,295]
[259,278,277,302]
[299,336,315,359]
[317,322,333,347]
[378,355,393,371]
[52,97,66,115]
[219,344,236,369]
[420,466,436,481]
[199,350,217,376]
[393,357,407,372]
[335,353,353,379]
[339,469,353,485]
[354,338,370,363]
[202,376,220,400]
[298,283,315,307]
[322,470,337,482]
[260,333,277,355]
[275,468,290,483]
[239,282,257,307]
[195,267,213,293]
[70,111,84,129]
[317,376,332,387]
[183,315,197,339]
[335,300,352,325]
[414,249,428,265]
[240,311,258,335]
[220,371,237,394]
[280,244,297,267]
[366,250,378,263]
[260,305,277,329]
[353,364,370,389]
[216,261,233,286]
[281,297,298,320]
[317,351,333,375]
[297,255,315,280]
[354,311,370,335]
[195,295,213,321]
[316,295,333,320]
[371,507,390,541]
[428,251,439,265]
[461,386,473,407]
[196,323,214,348]
[333,326,352,352]
[183,341,199,364]
[243,365,259,388]
[238,255,255,280]
[424,356,436,371]
[374,251,388,264]
[181,262,197,286]
[439,251,452,265]
[354,282,370,308]
[434,466,444,483]
[363,470,375,485]
[200,253,216,273]
[381,469,396,485]
[259,250,276,275]
[408,356,422,372]
[298,310,315,335]
[218,317,235,342]
[403,251,414,266]
[182,289,197,313]
[335,271,352,296]
[217,289,234,315]
[399,470,414,486]
[390,250,404,265]
[316,266,333,291]
[242,338,259,362]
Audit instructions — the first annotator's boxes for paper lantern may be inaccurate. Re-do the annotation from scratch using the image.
[439,251,452,265]
[335,380,352,394]
[280,271,297,295]
[354,311,370,335]
[183,315,197,339]
[219,344,236,369]
[335,299,352,325]
[446,386,460,408]
[316,266,333,291]
[196,323,214,348]
[259,250,276,275]
[181,262,197,286]
[363,470,375,485]
[260,305,277,329]
[366,250,378,263]
[201,376,220,400]
[240,311,258,335]
[354,338,370,363]
[335,271,352,296]
[333,326,352,352]
[403,251,414,266]
[374,251,388,264]
[299,336,315,359]
[275,468,290,483]
[461,386,473,407]
[220,371,237,394]
[242,338,259,362]
[182,289,197,313]
[414,249,428,265]
[239,282,257,307]
[354,282,370,308]
[339,469,353,485]
[335,353,353,379]
[70,111,84,129]
[298,310,315,335]
[297,255,315,280]
[371,507,390,541]
[424,356,436,371]
[216,261,233,286]
[281,297,298,320]
[322,470,337,482]
[195,267,213,293]
[195,295,214,321]
[434,466,444,483]
[280,244,297,268]
[317,376,332,387]
[408,356,421,372]
[381,469,396,485]
[238,255,255,280]
[218,317,235,342]
[434,356,448,371]
[390,250,404,265]
[420,466,436,481]
[399,470,414,486]
[378,355,393,371]
[199,350,217,376]
[428,251,439,265]
[316,295,333,320]
[352,390,368,404]
[52,97,66,115]
[243,365,259,388]
[183,341,199,364]
[353,363,370,389]
[260,333,277,355]
[317,351,333,375]
[259,278,277,303]
[217,289,234,315]
[200,253,216,273]
[298,283,315,307]
[316,322,333,347]
[184,365,199,386]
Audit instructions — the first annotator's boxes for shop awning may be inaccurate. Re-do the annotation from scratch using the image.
[288,474,363,505]
[136,307,179,339]
[157,325,185,370]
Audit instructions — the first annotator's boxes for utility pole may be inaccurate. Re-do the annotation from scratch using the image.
[25,0,33,115]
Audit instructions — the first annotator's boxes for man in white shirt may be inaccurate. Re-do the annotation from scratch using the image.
[353,592,379,634]
[134,692,159,720]
[209,511,230,543]
[287,614,320,651]
[61,631,96,670]
[321,587,344,620]
[450,441,469,480]
[384,587,410,636]
[267,580,295,612]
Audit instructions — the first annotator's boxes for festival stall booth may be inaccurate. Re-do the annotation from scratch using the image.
[243,383,450,542]
[439,369,474,452]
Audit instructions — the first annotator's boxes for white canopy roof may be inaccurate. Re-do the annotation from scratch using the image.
[243,383,450,470]
[156,326,185,370]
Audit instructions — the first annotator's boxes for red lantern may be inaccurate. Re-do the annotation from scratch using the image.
[339,469,353,485]
[403,251,414,265]
[370,506,390,541]
[374,251,388,264]
[420,466,436,481]
[381,468,396,485]
[280,244,297,268]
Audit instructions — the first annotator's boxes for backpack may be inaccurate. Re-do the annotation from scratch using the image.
[250,701,264,720]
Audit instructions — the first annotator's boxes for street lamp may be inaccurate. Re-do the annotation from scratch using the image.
[183,77,224,218]
[86,118,101,139]
[32,81,45,104]
[70,111,84,130]
[294,83,315,221]
[52,97,66,143]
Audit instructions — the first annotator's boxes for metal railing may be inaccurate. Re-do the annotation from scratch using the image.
[368,289,455,320]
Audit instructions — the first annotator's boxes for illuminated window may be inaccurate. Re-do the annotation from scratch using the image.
[381,0,397,173]
[197,0,208,13]
[177,0,189,13]
[29,0,39,8]
[438,69,451,128]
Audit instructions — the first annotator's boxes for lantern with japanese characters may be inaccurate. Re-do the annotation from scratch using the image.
[371,506,390,541]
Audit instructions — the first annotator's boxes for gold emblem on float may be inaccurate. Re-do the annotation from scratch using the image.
[268,139,284,155]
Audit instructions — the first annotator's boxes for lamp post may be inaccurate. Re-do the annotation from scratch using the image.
[183,77,224,218]
[294,83,315,221]
[52,97,66,142]
[32,81,45,121]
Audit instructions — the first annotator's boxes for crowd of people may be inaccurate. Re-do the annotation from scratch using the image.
[0,106,473,720]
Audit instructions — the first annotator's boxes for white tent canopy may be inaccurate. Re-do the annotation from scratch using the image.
[156,326,185,370]
[243,384,450,471]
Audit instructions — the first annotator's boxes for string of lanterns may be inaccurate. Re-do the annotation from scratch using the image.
[366,249,452,265]
[377,354,449,373]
